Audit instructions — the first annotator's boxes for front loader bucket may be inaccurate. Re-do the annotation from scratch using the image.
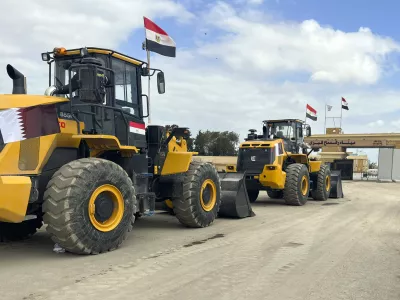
[218,172,255,218]
[329,170,344,198]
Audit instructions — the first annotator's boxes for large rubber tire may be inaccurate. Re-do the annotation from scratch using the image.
[173,161,222,228]
[248,190,259,203]
[311,164,332,201]
[283,163,310,206]
[267,190,283,199]
[43,158,136,255]
[0,217,43,242]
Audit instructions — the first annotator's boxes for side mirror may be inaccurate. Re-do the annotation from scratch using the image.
[121,106,135,115]
[290,137,296,141]
[306,126,312,137]
[157,71,165,94]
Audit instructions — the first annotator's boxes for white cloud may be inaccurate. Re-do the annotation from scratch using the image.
[368,120,385,128]
[0,0,192,94]
[197,2,400,85]
[392,119,400,129]
[146,2,400,139]
[0,0,399,148]
[233,0,264,5]
[246,0,264,4]
[150,49,400,140]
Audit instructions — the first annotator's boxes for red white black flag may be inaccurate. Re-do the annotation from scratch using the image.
[129,121,145,135]
[342,97,349,110]
[306,104,317,121]
[144,17,176,58]
[0,104,60,145]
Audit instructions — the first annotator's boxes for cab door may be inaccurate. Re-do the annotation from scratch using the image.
[110,57,146,148]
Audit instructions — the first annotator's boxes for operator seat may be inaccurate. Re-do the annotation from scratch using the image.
[276,131,284,138]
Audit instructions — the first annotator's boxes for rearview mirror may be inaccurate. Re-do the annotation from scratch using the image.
[157,71,165,94]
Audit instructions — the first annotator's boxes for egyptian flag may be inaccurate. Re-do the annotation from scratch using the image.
[0,104,60,145]
[144,17,176,58]
[129,121,146,135]
[342,97,349,110]
[306,104,317,121]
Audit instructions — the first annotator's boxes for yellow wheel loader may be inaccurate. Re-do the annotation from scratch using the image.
[0,46,229,254]
[219,119,341,211]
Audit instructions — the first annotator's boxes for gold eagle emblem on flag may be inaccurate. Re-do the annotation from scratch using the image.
[155,35,161,43]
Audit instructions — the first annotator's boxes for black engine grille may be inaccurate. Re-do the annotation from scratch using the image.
[237,148,275,174]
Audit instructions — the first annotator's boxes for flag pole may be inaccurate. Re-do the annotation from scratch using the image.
[339,97,343,131]
[147,49,151,125]
[324,103,327,134]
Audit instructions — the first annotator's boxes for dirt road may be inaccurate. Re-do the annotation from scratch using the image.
[1,181,400,300]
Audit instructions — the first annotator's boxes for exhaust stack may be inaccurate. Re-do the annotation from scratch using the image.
[6,64,26,94]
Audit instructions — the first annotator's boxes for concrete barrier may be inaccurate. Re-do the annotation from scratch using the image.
[192,156,237,172]
[377,148,400,182]
[393,149,400,182]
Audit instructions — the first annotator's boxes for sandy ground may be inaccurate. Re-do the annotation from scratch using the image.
[1,181,400,300]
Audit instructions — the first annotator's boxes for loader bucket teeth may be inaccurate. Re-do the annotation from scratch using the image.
[217,172,255,218]
[329,170,344,198]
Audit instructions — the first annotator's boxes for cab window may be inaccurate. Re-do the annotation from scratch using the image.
[275,142,284,156]
[54,54,107,86]
[111,57,141,117]
[297,123,303,138]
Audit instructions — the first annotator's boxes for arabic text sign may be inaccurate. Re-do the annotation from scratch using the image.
[309,139,356,147]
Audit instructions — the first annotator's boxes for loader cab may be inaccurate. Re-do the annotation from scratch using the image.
[263,119,305,153]
[41,47,165,149]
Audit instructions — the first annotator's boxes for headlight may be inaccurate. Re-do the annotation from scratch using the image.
[41,53,50,61]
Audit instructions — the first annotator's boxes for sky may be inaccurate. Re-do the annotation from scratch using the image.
[1,0,400,162]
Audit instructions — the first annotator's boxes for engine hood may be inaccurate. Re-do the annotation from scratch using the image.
[0,94,68,110]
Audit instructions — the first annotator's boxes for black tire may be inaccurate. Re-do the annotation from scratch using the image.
[0,217,43,242]
[248,190,259,203]
[267,190,283,199]
[43,158,136,255]
[283,163,310,206]
[173,161,221,228]
[311,165,332,201]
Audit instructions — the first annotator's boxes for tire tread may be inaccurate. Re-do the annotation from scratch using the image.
[43,158,136,255]
[283,163,309,206]
[173,161,222,228]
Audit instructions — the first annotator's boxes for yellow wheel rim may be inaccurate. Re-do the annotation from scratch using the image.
[200,179,217,212]
[165,199,173,209]
[301,175,308,196]
[325,175,331,191]
[88,184,124,232]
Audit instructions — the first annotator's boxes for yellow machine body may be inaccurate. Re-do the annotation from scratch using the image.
[219,117,337,210]
[0,92,194,224]
[0,46,225,256]
[232,139,322,191]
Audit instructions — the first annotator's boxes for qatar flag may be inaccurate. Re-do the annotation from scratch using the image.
[0,104,60,145]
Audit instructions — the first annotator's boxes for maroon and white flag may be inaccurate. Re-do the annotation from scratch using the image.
[306,104,317,121]
[0,104,60,145]
[144,17,176,57]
